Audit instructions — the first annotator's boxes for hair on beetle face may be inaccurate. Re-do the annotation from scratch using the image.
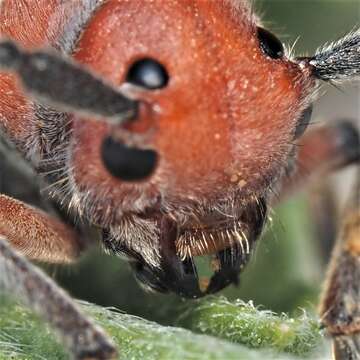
[1,2,360,358]
[0,0,358,302]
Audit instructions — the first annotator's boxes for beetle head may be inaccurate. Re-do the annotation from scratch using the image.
[63,0,316,297]
[10,0,358,297]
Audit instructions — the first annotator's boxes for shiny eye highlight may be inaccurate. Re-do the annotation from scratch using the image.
[257,27,284,59]
[126,58,169,90]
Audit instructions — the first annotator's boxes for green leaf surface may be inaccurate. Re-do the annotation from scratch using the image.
[0,297,327,360]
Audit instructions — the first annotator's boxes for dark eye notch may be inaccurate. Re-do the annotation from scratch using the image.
[126,58,169,90]
[257,27,285,60]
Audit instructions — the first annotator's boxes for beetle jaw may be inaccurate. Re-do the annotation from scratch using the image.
[103,195,267,298]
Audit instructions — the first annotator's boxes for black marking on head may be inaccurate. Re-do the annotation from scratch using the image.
[101,136,158,181]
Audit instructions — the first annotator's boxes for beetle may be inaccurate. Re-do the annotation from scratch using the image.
[0,0,359,359]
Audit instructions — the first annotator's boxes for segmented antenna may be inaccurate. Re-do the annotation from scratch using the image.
[0,39,138,124]
[309,29,360,82]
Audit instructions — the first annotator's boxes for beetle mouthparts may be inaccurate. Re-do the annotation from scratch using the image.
[155,198,268,298]
[103,198,267,299]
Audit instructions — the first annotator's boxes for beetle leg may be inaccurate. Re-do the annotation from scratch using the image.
[0,194,117,358]
[279,119,359,266]
[0,236,117,360]
[319,168,360,360]
[280,120,359,198]
[307,181,338,266]
[280,120,360,358]
[0,194,81,263]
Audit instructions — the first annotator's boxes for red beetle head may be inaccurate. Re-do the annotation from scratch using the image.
[0,0,317,297]
[63,0,315,297]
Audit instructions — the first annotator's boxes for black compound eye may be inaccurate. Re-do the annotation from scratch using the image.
[257,27,284,59]
[126,58,169,90]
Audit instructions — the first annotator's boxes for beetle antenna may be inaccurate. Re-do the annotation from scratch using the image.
[308,28,360,82]
[0,39,138,124]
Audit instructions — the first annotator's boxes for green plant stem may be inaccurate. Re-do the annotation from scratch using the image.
[176,296,323,356]
[0,297,325,360]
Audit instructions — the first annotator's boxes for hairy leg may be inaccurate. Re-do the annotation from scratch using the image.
[319,169,360,360]
[0,194,80,263]
[0,236,116,359]
[0,129,52,210]
[281,120,359,198]
[283,120,360,359]
[307,181,338,266]
[0,132,116,358]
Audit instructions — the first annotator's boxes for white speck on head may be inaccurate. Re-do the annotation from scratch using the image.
[230,174,239,183]
[238,179,247,188]
[153,104,162,113]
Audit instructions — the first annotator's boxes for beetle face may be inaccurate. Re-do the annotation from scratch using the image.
[63,0,315,297]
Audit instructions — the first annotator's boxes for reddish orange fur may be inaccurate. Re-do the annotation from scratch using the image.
[68,0,314,215]
[0,1,55,139]
[0,2,359,358]
[0,194,80,262]
[0,0,316,249]
[0,1,315,211]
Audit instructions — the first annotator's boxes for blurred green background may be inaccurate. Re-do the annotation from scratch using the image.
[50,0,360,326]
